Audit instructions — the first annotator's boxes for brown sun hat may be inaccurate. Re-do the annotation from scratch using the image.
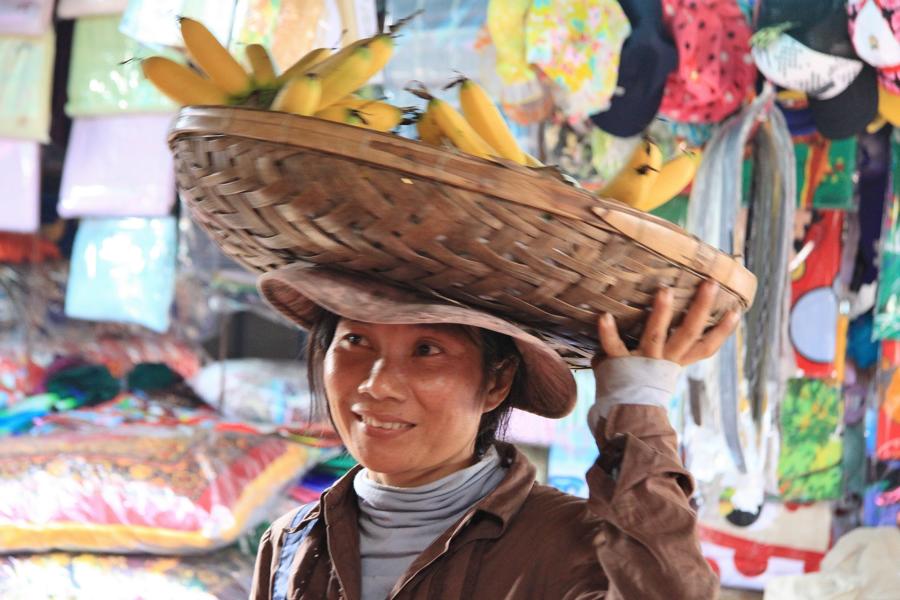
[258,264,577,419]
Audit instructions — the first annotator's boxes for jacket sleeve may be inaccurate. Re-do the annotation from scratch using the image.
[578,358,719,600]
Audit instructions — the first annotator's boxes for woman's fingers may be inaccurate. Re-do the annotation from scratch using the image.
[639,287,675,359]
[665,281,718,361]
[679,310,741,365]
[597,313,629,358]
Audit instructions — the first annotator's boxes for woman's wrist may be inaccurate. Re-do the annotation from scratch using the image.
[589,356,682,425]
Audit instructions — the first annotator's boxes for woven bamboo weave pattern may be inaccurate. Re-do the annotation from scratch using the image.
[169,107,756,367]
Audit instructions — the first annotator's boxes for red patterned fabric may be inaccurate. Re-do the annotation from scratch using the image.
[659,0,757,123]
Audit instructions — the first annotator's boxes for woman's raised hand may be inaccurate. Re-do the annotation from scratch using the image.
[596,281,740,367]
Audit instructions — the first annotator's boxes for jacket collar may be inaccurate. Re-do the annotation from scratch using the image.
[317,443,536,599]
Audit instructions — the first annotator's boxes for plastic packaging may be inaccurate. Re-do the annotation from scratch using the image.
[66,15,177,117]
[0,426,318,554]
[0,141,40,234]
[0,0,54,36]
[64,217,177,333]
[0,31,55,142]
[383,0,487,92]
[119,0,236,50]
[58,115,176,218]
[57,0,129,18]
[189,359,316,426]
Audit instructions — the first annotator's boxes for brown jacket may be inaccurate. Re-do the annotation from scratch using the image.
[250,405,718,599]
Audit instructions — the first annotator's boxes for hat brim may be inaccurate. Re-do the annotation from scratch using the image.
[809,65,878,139]
[258,264,578,419]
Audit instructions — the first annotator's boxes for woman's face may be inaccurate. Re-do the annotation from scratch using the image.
[323,319,513,487]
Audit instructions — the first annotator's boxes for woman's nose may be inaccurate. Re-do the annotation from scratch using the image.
[357,356,406,401]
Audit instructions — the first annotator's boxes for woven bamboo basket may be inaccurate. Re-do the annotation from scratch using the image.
[169,106,756,368]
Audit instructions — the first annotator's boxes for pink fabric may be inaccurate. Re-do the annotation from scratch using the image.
[58,114,176,218]
[659,0,756,123]
[0,0,53,36]
[0,140,40,234]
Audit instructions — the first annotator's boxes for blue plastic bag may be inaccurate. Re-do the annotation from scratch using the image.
[65,217,177,333]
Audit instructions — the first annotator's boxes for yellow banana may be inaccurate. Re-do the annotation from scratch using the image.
[417,106,444,146]
[878,84,900,126]
[524,153,544,167]
[867,115,888,134]
[309,38,369,77]
[315,104,351,123]
[635,150,702,212]
[428,98,495,160]
[599,139,663,206]
[315,46,376,111]
[271,74,322,116]
[365,33,394,75]
[457,77,525,164]
[329,96,403,131]
[141,56,229,105]
[245,43,276,86]
[315,105,367,128]
[179,17,249,95]
[277,47,332,85]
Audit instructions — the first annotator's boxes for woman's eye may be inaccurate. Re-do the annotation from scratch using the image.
[415,343,442,357]
[343,334,364,346]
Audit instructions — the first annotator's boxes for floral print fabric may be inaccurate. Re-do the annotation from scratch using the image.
[525,0,630,123]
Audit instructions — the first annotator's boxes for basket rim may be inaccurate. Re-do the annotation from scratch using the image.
[168,105,758,308]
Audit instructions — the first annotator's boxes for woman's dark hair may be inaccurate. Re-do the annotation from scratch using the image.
[305,310,526,457]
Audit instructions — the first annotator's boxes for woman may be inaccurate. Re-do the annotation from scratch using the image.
[250,264,738,599]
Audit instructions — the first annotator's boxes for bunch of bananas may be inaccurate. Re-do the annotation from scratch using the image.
[141,17,413,132]
[600,139,703,212]
[411,78,537,166]
[143,15,700,211]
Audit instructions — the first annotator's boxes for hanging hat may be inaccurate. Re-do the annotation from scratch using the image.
[847,0,900,93]
[588,0,678,137]
[754,1,878,139]
[776,91,818,136]
[525,0,631,123]
[658,0,757,124]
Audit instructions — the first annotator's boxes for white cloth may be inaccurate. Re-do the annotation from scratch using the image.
[764,528,900,599]
[589,356,682,427]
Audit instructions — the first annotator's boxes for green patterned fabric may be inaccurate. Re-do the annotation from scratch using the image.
[777,379,843,501]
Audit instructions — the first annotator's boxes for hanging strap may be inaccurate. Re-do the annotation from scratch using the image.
[273,502,318,600]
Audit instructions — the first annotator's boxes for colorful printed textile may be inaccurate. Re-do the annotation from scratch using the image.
[488,0,536,85]
[876,364,900,460]
[0,547,253,599]
[789,211,844,379]
[875,130,900,339]
[777,379,844,502]
[792,135,857,210]
[700,501,831,591]
[525,0,630,122]
[0,428,316,553]
[659,0,756,124]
